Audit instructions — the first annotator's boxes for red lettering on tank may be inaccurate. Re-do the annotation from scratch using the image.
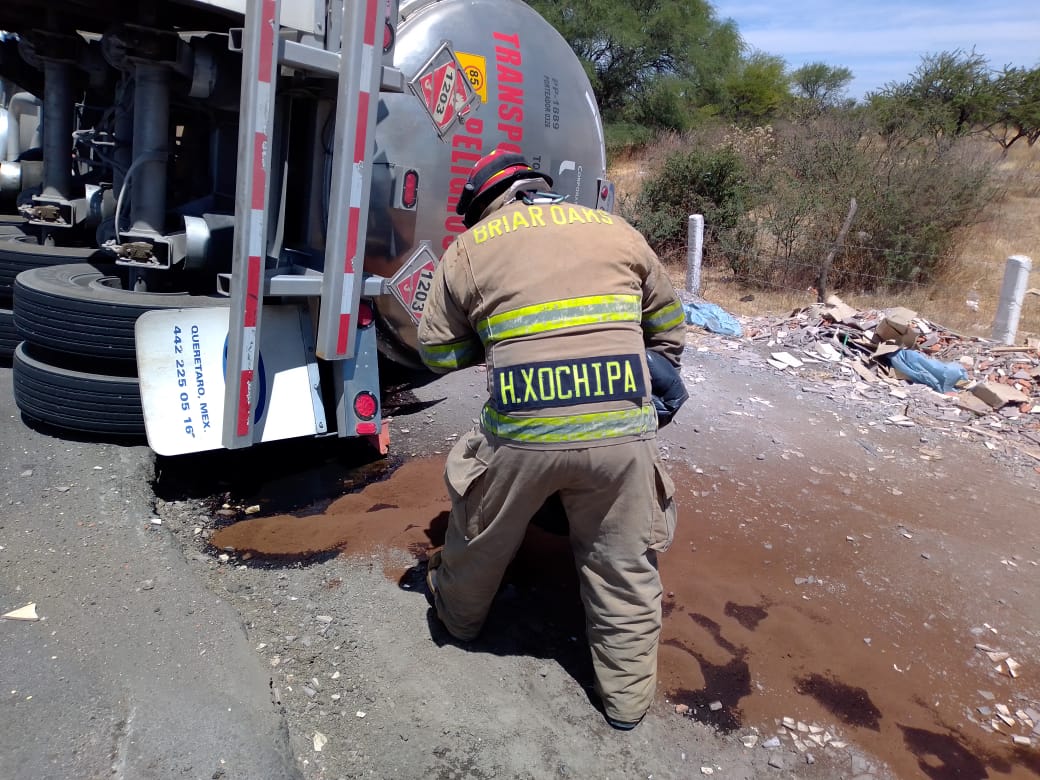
[499,123,523,143]
[453,133,482,151]
[499,103,523,123]
[500,83,523,104]
[443,216,466,248]
[493,32,521,61]
[493,32,524,159]
[442,117,485,248]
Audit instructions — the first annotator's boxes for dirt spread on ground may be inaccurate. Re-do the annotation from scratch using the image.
[209,443,1040,779]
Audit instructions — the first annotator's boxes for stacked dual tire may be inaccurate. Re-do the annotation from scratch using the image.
[0,221,33,360]
[0,230,99,363]
[4,242,226,436]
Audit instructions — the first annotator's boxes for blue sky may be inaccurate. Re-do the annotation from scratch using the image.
[712,1,1040,100]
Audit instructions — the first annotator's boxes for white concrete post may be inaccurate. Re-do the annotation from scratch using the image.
[992,255,1033,345]
[686,214,704,295]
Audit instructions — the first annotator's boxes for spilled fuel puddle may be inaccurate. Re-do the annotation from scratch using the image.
[207,453,1040,779]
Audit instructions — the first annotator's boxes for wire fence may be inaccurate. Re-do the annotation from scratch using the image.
[690,233,1034,295]
[683,216,1039,339]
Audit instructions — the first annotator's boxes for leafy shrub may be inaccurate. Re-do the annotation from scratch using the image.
[604,123,656,158]
[619,114,999,293]
[622,143,754,265]
[751,116,998,290]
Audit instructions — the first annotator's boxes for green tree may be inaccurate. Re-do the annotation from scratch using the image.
[868,49,999,141]
[789,61,854,111]
[987,65,1040,151]
[720,51,791,125]
[527,0,741,124]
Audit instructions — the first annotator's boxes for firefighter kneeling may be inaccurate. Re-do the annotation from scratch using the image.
[418,149,686,730]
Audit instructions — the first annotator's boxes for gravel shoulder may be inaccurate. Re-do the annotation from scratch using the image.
[3,325,1039,779]
[0,368,298,780]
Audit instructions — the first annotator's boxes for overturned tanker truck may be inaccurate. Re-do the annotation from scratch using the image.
[0,0,611,455]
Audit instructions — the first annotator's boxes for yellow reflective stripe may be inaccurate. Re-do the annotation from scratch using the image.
[480,403,656,443]
[419,337,481,370]
[477,295,641,344]
[642,300,685,333]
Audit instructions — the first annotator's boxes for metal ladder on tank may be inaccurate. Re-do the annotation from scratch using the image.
[221,0,401,449]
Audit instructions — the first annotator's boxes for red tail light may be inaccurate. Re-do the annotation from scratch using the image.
[353,391,378,420]
[357,300,375,328]
[402,169,419,209]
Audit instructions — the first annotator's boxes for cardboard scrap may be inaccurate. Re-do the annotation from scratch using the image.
[771,351,804,368]
[2,603,40,621]
[957,392,994,415]
[822,295,859,324]
[876,307,920,348]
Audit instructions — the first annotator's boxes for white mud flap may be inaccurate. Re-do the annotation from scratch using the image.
[136,306,325,456]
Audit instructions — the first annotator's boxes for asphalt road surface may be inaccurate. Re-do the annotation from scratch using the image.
[2,333,1039,779]
[0,367,298,780]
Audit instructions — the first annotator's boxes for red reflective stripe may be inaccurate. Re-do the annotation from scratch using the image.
[344,207,359,274]
[244,256,261,326]
[363,0,378,46]
[354,91,369,163]
[333,0,378,359]
[250,133,267,211]
[336,314,351,355]
[236,370,254,436]
[257,0,277,81]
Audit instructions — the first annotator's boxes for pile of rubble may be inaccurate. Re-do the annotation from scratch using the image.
[715,296,1040,470]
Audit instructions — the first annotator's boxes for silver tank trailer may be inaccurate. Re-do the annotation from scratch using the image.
[366,0,608,366]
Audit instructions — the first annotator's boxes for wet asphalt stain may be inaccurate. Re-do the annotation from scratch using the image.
[723,600,770,631]
[794,673,882,731]
[665,613,751,732]
[899,724,1009,779]
[188,451,1040,779]
[153,435,395,514]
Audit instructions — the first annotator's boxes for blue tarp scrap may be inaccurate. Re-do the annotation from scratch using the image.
[682,302,743,337]
[887,349,968,393]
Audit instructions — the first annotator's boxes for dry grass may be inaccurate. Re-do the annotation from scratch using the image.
[612,139,1040,341]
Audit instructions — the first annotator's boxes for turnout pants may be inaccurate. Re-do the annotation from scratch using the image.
[429,428,677,723]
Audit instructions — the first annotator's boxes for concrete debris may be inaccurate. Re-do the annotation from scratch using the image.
[312,732,327,752]
[972,382,1031,409]
[1,603,40,621]
[727,299,1040,469]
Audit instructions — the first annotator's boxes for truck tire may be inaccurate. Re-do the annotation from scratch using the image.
[12,342,144,435]
[0,238,103,303]
[0,306,16,360]
[0,215,29,236]
[14,263,228,361]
